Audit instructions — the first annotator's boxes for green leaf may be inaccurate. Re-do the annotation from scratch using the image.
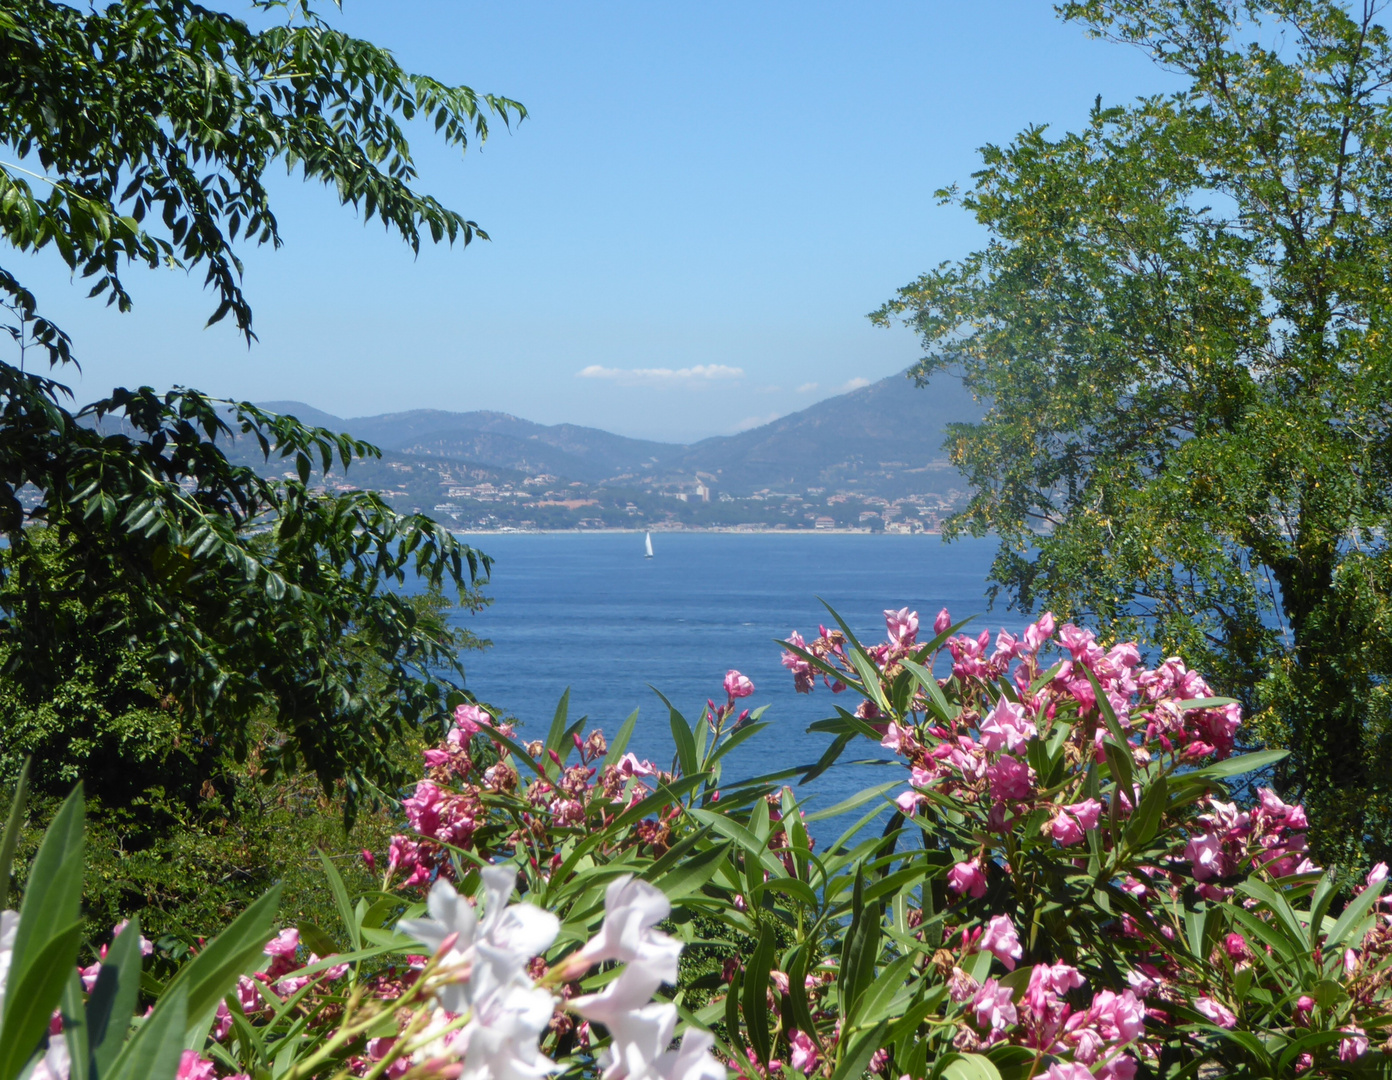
[317,849,362,951]
[829,1021,889,1080]
[851,953,916,1027]
[86,917,145,1077]
[1123,772,1167,850]
[804,781,902,822]
[647,841,729,900]
[8,786,84,986]
[61,969,90,1080]
[0,759,29,911]
[742,922,777,1066]
[686,808,786,880]
[0,921,84,1080]
[544,689,571,756]
[1186,749,1289,780]
[838,867,882,1023]
[941,1052,1004,1080]
[106,984,187,1080]
[899,658,955,722]
[667,702,699,779]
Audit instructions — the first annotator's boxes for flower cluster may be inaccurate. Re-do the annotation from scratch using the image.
[378,868,723,1080]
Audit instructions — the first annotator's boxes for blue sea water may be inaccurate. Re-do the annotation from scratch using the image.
[444,532,1001,837]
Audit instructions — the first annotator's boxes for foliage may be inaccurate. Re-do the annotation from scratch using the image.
[0,527,488,808]
[15,605,1392,1077]
[0,0,518,815]
[0,763,281,1080]
[871,0,1392,869]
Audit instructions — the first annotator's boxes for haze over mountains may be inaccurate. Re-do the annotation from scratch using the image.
[258,370,980,498]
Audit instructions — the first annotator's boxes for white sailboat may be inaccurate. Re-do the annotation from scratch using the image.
[644,531,654,559]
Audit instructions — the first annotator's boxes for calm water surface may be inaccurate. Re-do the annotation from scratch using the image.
[445,532,1000,836]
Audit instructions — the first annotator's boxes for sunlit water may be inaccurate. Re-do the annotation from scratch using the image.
[443,532,1001,840]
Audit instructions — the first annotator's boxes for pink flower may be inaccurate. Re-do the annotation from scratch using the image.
[176,1052,217,1080]
[1023,611,1056,652]
[1067,798,1102,830]
[724,670,754,700]
[1097,1057,1137,1080]
[934,608,952,635]
[1045,1063,1094,1080]
[1294,996,1314,1024]
[112,919,153,957]
[453,703,491,737]
[1223,933,1251,963]
[1185,833,1224,882]
[789,1030,820,1074]
[972,978,1018,1030]
[1367,862,1389,889]
[986,756,1034,802]
[1194,996,1237,1029]
[783,632,815,694]
[885,608,919,647]
[980,915,1022,970]
[1340,1026,1369,1062]
[1091,989,1145,1043]
[979,698,1033,754]
[617,753,658,779]
[948,860,988,899]
[896,789,925,815]
[264,928,299,959]
[1049,809,1085,846]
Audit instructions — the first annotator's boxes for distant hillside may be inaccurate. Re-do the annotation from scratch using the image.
[257,369,980,497]
[257,404,685,484]
[666,371,979,495]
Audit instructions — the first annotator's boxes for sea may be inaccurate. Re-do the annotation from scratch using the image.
[441,532,1001,840]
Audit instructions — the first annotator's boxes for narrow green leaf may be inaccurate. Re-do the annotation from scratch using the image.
[668,706,699,779]
[87,917,144,1076]
[742,922,777,1066]
[107,985,187,1080]
[317,849,362,951]
[1186,749,1289,780]
[0,922,84,1080]
[544,689,571,756]
[61,969,90,1080]
[0,759,30,911]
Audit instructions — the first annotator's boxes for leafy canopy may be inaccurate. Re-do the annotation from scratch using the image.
[873,0,1392,867]
[0,0,521,815]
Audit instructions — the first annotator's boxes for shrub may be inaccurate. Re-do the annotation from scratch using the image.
[6,605,1391,1079]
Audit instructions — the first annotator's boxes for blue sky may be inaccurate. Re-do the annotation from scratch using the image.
[16,2,1180,443]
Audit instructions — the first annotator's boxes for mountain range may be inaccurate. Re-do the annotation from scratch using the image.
[257,369,981,498]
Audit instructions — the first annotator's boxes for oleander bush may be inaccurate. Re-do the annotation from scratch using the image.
[3,605,1390,1079]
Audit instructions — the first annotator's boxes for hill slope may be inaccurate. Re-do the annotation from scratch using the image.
[255,369,980,497]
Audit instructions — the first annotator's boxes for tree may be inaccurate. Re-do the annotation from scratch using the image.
[0,0,523,815]
[873,0,1392,867]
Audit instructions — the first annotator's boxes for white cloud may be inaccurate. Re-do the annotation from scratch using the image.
[734,412,782,432]
[840,376,871,393]
[796,382,819,393]
[576,363,744,386]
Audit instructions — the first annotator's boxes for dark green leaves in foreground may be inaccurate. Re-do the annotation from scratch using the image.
[0,770,277,1080]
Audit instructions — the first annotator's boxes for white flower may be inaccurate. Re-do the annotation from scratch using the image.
[400,866,559,1016]
[593,1002,678,1080]
[579,877,682,981]
[458,983,562,1080]
[571,877,725,1080]
[31,1039,70,1080]
[0,910,17,1020]
[651,1029,728,1080]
